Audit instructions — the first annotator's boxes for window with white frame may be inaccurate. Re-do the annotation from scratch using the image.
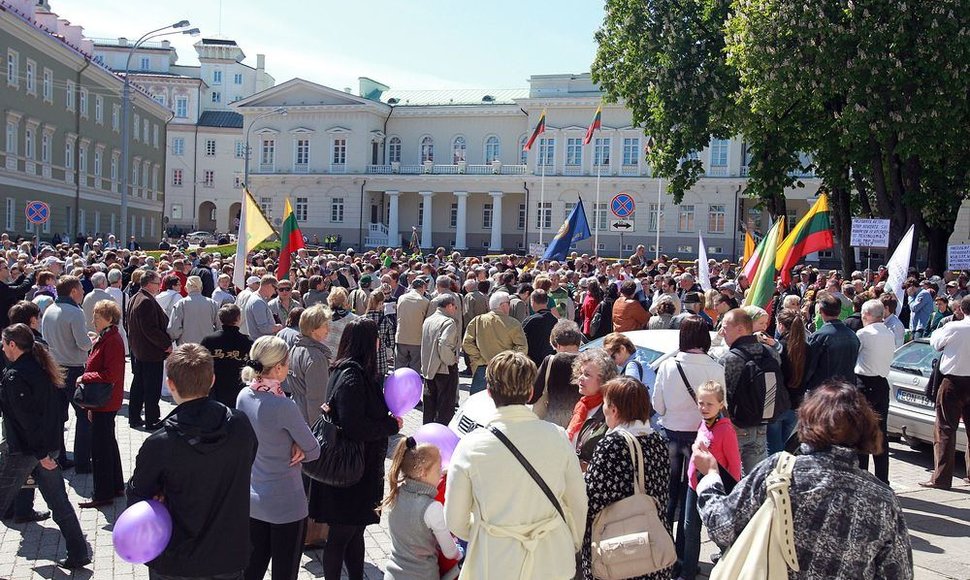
[172,137,185,156]
[64,140,73,169]
[519,136,528,165]
[330,198,344,223]
[420,136,434,163]
[142,119,149,142]
[171,205,182,220]
[131,165,138,192]
[538,138,555,167]
[417,201,424,227]
[594,137,611,167]
[132,113,139,141]
[212,69,222,84]
[679,205,695,232]
[710,139,729,167]
[25,60,34,94]
[259,197,273,218]
[112,104,120,131]
[592,202,608,231]
[483,203,493,229]
[452,136,466,163]
[24,128,34,160]
[449,203,458,228]
[708,246,723,255]
[708,204,726,233]
[79,88,88,118]
[260,138,275,167]
[6,50,18,87]
[152,94,165,107]
[140,216,145,237]
[42,68,52,102]
[95,96,103,123]
[677,245,694,254]
[234,73,243,85]
[649,203,665,232]
[331,138,345,165]
[485,136,500,163]
[152,166,158,193]
[140,56,150,70]
[295,197,308,221]
[4,123,15,155]
[518,203,526,229]
[41,133,49,163]
[203,170,214,187]
[563,202,576,222]
[153,125,159,148]
[174,96,188,118]
[111,156,118,185]
[388,137,401,163]
[623,138,640,166]
[536,202,552,230]
[211,92,221,104]
[565,138,582,167]
[205,139,216,156]
[65,80,75,110]
[234,140,245,158]
[5,198,14,231]
[94,149,102,177]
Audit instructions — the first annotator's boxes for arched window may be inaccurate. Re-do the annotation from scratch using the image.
[388,136,401,163]
[452,136,466,163]
[485,136,500,163]
[518,135,528,165]
[420,136,434,163]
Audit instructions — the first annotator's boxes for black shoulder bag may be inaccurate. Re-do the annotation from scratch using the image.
[486,425,566,523]
[302,369,365,487]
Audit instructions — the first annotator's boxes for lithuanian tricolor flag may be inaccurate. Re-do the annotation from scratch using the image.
[775,194,834,284]
[276,198,305,279]
[523,109,546,151]
[744,218,785,310]
[583,104,602,145]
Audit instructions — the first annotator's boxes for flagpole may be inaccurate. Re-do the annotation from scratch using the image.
[594,160,601,253]
[539,156,546,246]
[655,176,662,262]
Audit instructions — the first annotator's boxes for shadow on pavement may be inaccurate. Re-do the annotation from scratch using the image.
[31,563,93,579]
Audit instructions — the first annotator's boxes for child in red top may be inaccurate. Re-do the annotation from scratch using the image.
[681,381,741,580]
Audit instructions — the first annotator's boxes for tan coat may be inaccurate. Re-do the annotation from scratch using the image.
[395,290,430,346]
[427,289,463,332]
[462,291,489,332]
[461,311,528,373]
[420,310,459,379]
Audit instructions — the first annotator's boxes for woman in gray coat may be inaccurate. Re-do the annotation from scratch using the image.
[287,304,333,425]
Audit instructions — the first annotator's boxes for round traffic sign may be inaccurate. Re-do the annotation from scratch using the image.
[611,193,635,218]
[25,200,50,225]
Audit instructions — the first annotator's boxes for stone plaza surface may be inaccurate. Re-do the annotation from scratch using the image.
[0,367,966,579]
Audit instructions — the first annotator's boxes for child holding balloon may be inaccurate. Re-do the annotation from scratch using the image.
[380,437,462,580]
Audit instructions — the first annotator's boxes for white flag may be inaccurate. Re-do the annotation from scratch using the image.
[885,225,915,315]
[698,233,711,292]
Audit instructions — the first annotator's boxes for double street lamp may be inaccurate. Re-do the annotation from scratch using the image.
[243,107,288,187]
[120,20,199,244]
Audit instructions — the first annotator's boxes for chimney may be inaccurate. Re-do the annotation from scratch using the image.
[118,37,128,47]
[161,40,171,49]
[256,54,265,71]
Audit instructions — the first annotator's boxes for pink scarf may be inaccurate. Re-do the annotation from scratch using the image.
[249,377,285,397]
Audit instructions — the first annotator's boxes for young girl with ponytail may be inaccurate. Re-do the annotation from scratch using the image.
[381,437,461,580]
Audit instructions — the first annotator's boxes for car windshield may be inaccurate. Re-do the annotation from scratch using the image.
[890,341,938,376]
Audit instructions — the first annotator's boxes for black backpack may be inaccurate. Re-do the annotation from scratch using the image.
[589,300,613,338]
[728,346,784,428]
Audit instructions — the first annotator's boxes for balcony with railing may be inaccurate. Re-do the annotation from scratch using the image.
[620,164,640,176]
[707,165,729,176]
[365,162,527,176]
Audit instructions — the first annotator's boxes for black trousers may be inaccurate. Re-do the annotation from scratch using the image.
[58,366,86,467]
[130,358,164,426]
[322,523,366,580]
[423,365,458,425]
[150,571,243,580]
[857,375,890,484]
[245,518,306,580]
[91,411,124,501]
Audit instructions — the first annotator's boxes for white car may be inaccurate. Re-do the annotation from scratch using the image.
[185,231,216,245]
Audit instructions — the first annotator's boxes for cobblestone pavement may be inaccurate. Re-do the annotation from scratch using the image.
[0,366,966,579]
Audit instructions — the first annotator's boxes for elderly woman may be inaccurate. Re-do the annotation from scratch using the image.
[323,287,358,355]
[445,351,587,579]
[287,304,332,426]
[692,382,913,579]
[569,348,619,468]
[582,376,672,580]
[531,319,583,426]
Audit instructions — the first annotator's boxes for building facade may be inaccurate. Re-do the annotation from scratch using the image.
[0,0,168,243]
[92,36,274,234]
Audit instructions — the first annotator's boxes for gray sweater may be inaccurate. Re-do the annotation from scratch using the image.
[235,388,320,524]
[40,299,92,367]
[168,292,220,345]
[287,336,333,425]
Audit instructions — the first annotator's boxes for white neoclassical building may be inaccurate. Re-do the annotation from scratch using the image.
[227,72,970,261]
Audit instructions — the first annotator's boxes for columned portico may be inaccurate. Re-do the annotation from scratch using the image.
[454,191,468,250]
[489,191,504,251]
[420,191,434,248]
[386,190,400,247]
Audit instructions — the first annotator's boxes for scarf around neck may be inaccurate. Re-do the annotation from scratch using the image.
[249,377,285,398]
[567,392,603,441]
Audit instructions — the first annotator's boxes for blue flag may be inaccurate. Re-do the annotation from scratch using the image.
[543,199,592,261]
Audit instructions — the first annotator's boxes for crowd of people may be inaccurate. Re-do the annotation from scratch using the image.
[0,231,967,579]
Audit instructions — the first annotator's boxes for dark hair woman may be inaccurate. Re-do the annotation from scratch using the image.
[0,324,89,568]
[767,309,807,455]
[692,382,912,579]
[310,317,402,580]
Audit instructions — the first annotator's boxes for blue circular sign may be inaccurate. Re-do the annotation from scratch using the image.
[611,193,635,218]
[25,201,50,224]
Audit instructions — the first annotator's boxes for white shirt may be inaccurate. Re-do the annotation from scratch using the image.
[653,352,725,432]
[930,318,970,376]
[883,315,905,348]
[855,322,895,377]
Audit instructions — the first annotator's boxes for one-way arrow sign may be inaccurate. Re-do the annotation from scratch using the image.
[610,219,635,232]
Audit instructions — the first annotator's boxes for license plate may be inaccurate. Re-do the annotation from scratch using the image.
[895,388,934,410]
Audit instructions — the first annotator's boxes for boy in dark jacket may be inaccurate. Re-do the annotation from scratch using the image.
[127,344,257,579]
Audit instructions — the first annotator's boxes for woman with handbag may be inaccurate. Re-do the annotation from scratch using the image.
[309,318,402,580]
[77,300,125,509]
[692,382,913,579]
[236,335,321,580]
[568,348,619,470]
[582,376,673,580]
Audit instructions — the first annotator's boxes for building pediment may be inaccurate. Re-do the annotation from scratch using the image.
[231,78,389,111]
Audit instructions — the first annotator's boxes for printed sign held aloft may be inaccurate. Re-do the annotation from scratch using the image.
[947,244,970,271]
[849,218,890,248]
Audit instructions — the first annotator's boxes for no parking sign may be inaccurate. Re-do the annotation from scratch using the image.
[25,200,50,225]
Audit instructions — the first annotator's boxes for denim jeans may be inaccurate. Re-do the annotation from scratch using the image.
[0,444,38,519]
[32,456,88,561]
[469,365,487,395]
[766,409,798,455]
[666,429,696,543]
[679,486,702,580]
[734,424,768,476]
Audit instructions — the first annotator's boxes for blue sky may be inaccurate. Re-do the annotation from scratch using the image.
[55,0,605,91]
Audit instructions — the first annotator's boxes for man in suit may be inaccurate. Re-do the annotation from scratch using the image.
[126,270,172,429]
[420,295,460,425]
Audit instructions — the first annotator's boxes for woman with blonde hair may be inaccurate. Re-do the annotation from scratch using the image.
[288,305,332,425]
[324,287,358,355]
[236,336,320,580]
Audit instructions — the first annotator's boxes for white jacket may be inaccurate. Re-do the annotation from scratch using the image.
[653,351,725,432]
[445,405,587,580]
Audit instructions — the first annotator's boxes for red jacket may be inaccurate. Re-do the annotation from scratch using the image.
[81,325,126,413]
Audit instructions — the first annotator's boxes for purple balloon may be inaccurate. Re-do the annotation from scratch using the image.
[113,499,173,564]
[384,368,423,416]
[413,422,460,469]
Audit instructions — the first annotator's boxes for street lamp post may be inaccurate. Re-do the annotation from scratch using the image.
[244,107,287,187]
[120,20,198,245]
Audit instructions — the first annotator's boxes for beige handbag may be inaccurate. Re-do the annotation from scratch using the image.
[590,430,676,580]
[710,452,800,580]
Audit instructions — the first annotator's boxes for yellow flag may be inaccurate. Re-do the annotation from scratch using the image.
[233,188,276,288]
[743,230,755,265]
